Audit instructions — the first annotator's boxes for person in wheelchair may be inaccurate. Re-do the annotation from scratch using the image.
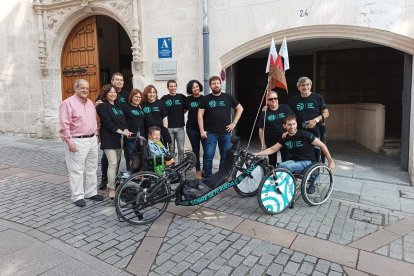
[147,126,174,167]
[255,114,334,194]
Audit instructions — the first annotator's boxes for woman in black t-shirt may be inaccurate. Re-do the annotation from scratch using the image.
[258,91,294,166]
[122,89,145,171]
[141,85,170,145]
[185,80,205,179]
[96,84,131,199]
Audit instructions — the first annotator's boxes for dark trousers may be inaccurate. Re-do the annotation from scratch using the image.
[186,127,205,171]
[268,147,289,168]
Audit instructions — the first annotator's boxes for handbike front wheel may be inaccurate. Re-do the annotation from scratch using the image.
[257,169,296,215]
[301,163,333,206]
[233,158,266,197]
[115,171,170,225]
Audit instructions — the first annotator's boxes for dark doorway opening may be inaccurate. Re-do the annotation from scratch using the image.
[96,16,133,91]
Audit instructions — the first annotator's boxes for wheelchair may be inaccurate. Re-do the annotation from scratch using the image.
[256,161,334,215]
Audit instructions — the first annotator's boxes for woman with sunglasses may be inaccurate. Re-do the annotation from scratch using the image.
[258,91,294,167]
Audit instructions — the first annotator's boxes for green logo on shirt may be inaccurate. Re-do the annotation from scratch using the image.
[165,99,173,107]
[285,141,293,149]
[209,100,216,108]
[296,102,305,111]
[143,106,151,113]
[190,101,198,108]
[267,115,276,122]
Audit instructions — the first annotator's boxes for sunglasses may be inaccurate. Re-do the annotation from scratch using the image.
[267,97,278,101]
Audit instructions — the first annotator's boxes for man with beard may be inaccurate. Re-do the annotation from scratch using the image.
[198,76,244,178]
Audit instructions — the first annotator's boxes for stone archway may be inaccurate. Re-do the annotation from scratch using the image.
[220,25,414,68]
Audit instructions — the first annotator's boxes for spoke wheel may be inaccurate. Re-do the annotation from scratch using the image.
[233,158,266,197]
[301,163,334,206]
[257,169,296,215]
[115,171,170,225]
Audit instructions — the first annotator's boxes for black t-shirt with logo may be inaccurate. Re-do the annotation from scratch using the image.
[122,103,146,136]
[288,93,327,136]
[199,93,239,135]
[142,100,167,129]
[279,130,316,161]
[160,93,186,128]
[117,89,129,107]
[257,104,294,142]
[186,95,204,130]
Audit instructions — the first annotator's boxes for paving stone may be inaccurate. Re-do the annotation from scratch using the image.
[299,262,314,274]
[315,259,331,273]
[284,261,300,274]
[274,253,290,265]
[228,254,244,267]
[267,263,283,276]
[190,258,211,273]
[232,265,250,276]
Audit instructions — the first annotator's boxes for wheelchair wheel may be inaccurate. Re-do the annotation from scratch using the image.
[257,168,296,215]
[301,163,333,206]
[115,171,170,225]
[233,157,266,197]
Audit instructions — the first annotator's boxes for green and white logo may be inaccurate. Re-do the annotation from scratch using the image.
[143,106,151,113]
[209,100,217,108]
[296,102,305,111]
[285,141,293,149]
[165,99,173,107]
[267,114,276,122]
[190,101,198,108]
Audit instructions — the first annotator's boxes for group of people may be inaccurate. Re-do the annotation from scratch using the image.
[59,73,334,207]
[59,73,240,207]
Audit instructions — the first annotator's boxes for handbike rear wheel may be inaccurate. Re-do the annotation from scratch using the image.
[115,171,170,225]
[301,163,334,206]
[233,157,266,197]
[257,169,296,215]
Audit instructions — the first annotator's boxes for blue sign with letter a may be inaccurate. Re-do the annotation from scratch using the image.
[158,37,172,59]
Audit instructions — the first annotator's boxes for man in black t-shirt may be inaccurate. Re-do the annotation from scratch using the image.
[288,77,329,138]
[255,114,334,193]
[198,76,244,177]
[161,80,187,161]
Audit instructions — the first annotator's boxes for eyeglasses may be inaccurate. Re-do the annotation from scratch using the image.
[267,97,278,101]
[300,83,311,87]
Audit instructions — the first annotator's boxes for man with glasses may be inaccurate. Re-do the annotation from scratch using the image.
[288,77,329,138]
[258,91,294,166]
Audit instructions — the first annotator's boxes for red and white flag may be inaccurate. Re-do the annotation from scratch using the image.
[266,39,287,91]
[279,37,290,71]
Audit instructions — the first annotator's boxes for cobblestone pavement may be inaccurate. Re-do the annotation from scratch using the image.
[1,135,414,275]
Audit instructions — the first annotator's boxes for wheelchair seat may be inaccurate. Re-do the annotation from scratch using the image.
[181,136,240,200]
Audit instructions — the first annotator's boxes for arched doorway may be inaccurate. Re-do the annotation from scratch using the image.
[226,36,411,171]
[61,15,132,101]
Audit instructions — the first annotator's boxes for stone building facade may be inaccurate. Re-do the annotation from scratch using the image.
[2,0,414,180]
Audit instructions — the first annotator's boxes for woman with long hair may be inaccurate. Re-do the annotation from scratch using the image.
[185,80,205,179]
[96,84,131,199]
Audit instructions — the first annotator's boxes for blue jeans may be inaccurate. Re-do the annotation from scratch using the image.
[186,128,205,171]
[278,160,312,174]
[203,132,231,178]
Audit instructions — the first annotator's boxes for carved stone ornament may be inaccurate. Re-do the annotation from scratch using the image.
[32,0,143,76]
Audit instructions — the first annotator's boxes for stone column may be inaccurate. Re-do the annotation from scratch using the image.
[131,0,144,90]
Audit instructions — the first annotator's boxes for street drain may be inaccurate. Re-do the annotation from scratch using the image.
[350,208,385,226]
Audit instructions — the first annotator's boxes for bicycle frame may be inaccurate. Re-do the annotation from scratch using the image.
[176,158,266,206]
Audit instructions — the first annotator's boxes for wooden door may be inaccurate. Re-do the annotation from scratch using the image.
[61,16,100,102]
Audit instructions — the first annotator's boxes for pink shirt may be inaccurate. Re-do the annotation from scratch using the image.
[59,94,98,146]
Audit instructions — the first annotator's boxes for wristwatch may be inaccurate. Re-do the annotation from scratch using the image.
[315,118,320,123]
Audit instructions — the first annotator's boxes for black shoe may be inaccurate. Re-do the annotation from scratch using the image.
[74,199,86,207]
[86,194,104,201]
[99,177,108,190]
[307,184,316,194]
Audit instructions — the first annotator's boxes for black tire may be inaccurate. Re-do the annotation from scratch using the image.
[301,163,333,206]
[257,169,296,215]
[232,158,266,197]
[115,171,170,225]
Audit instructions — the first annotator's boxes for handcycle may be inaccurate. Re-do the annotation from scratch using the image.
[114,136,270,225]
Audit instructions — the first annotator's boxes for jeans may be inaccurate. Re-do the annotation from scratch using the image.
[186,127,205,171]
[278,160,312,174]
[124,138,137,171]
[268,148,289,168]
[168,127,185,161]
[203,132,231,178]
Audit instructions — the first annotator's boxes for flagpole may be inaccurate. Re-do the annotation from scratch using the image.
[246,77,270,151]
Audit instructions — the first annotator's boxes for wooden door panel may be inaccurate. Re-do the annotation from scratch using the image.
[61,16,100,102]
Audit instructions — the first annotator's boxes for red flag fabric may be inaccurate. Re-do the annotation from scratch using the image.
[268,54,287,91]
